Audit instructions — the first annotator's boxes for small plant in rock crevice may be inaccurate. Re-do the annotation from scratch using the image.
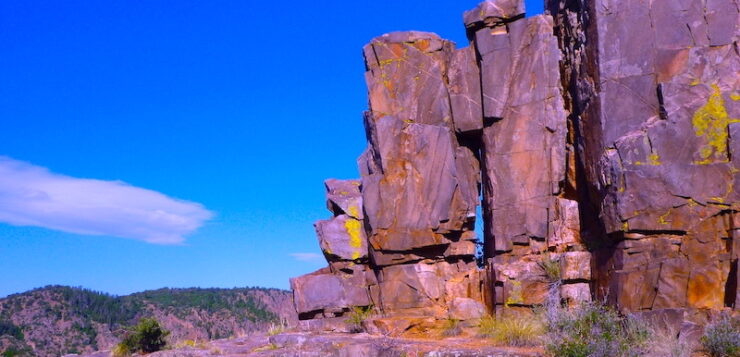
[538,255,561,284]
[345,305,373,333]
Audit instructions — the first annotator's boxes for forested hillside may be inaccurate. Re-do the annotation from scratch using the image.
[0,286,294,357]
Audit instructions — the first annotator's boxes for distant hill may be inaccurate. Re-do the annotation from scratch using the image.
[0,285,295,357]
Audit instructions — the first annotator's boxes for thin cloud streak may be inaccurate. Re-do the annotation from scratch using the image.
[0,156,213,244]
[289,252,323,262]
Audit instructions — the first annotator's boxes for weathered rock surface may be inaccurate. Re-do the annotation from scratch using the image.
[106,332,544,357]
[547,0,739,313]
[292,0,738,330]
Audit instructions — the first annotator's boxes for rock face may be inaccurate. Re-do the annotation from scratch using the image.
[546,0,739,313]
[292,0,739,330]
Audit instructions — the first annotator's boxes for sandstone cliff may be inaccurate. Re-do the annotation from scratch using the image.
[291,0,739,336]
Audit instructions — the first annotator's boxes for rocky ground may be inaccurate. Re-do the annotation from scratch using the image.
[76,332,543,357]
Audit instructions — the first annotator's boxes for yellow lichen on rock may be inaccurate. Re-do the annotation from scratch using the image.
[345,206,363,260]
[505,281,523,306]
[692,84,740,164]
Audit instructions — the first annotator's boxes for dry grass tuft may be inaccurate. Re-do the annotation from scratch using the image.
[478,314,545,347]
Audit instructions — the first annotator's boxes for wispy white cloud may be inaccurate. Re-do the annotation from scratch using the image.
[0,156,213,244]
[289,252,324,262]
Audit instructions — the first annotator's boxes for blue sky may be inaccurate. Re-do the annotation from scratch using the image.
[0,0,544,297]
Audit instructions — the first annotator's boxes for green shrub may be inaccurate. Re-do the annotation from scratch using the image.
[113,318,170,356]
[0,320,24,340]
[545,302,650,357]
[701,314,740,357]
[1,347,32,357]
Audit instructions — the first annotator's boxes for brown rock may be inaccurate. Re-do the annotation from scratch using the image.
[324,179,363,219]
[448,298,487,320]
[549,198,581,250]
[377,263,445,311]
[363,31,453,126]
[290,270,371,317]
[559,251,591,281]
[479,15,567,252]
[560,283,591,307]
[448,46,483,134]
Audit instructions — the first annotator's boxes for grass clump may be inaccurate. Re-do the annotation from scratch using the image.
[478,314,545,347]
[701,314,740,357]
[345,305,373,333]
[440,318,462,337]
[538,255,561,283]
[545,302,650,357]
[267,321,286,336]
[112,318,170,356]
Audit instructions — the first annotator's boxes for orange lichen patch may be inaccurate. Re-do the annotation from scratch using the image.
[390,43,406,58]
[412,39,430,52]
[656,49,689,83]
[376,43,407,69]
[383,79,395,92]
[687,267,724,309]
[692,84,740,164]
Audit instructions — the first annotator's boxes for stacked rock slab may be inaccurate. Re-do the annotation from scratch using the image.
[291,0,739,329]
[291,179,377,324]
[359,31,485,319]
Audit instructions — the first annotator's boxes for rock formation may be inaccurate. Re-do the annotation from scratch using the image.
[291,0,739,333]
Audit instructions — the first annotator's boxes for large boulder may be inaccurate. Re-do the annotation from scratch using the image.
[290,268,374,318]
